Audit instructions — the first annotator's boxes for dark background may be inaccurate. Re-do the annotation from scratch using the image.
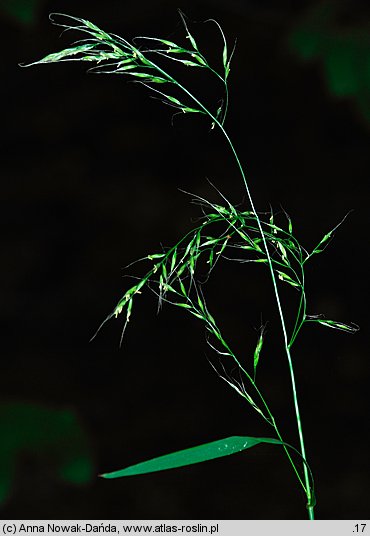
[1,0,369,520]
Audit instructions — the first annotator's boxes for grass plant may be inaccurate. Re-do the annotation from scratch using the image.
[23,11,359,519]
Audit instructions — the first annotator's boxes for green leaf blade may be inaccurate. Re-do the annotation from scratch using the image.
[100,436,282,479]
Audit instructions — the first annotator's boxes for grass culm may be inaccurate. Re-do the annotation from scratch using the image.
[23,11,359,519]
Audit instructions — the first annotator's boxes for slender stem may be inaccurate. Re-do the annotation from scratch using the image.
[289,290,305,348]
[253,388,307,493]
[217,123,314,518]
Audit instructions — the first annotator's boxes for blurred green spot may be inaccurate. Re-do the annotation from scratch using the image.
[0,0,44,25]
[59,457,94,485]
[0,402,94,504]
[324,39,364,96]
[290,31,322,60]
[289,2,370,125]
